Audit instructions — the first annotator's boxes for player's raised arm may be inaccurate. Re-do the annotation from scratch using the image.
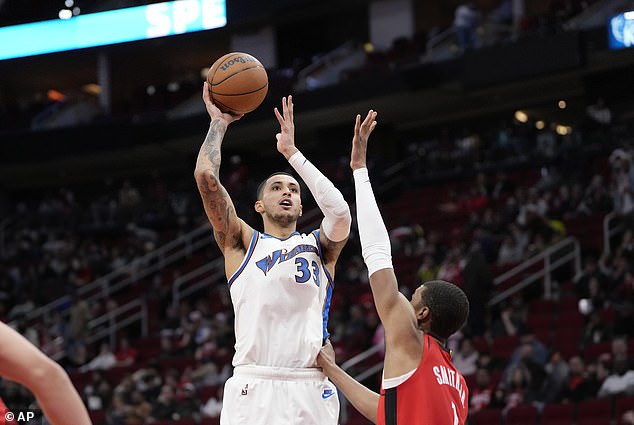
[275,95,352,268]
[351,111,419,342]
[0,322,92,425]
[194,82,251,254]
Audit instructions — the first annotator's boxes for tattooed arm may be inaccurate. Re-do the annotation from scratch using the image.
[194,83,253,264]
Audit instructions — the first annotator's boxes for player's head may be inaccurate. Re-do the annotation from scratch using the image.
[255,172,302,224]
[411,280,469,340]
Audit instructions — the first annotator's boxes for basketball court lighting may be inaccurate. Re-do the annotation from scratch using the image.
[514,110,528,123]
[58,8,72,19]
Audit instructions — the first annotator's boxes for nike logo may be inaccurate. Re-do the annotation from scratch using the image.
[322,389,335,399]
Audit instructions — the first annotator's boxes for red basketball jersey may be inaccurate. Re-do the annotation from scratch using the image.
[377,333,469,425]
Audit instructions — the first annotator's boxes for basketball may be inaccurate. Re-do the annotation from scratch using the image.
[206,52,269,115]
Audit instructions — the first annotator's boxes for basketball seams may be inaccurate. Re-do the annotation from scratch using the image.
[211,82,268,97]
[207,52,244,88]
[213,98,233,112]
[213,87,267,113]
[211,65,266,87]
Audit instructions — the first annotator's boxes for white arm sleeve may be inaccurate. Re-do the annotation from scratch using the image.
[353,168,393,277]
[288,151,351,242]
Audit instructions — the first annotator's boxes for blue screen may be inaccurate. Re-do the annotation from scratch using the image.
[608,11,634,50]
[0,0,226,61]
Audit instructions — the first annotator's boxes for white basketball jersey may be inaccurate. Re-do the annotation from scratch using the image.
[227,230,334,368]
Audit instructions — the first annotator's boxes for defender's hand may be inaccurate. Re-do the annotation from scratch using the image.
[274,95,299,159]
[350,110,377,170]
[317,339,337,371]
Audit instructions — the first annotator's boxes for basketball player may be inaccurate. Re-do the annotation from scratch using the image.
[0,321,92,425]
[194,82,351,425]
[316,110,470,425]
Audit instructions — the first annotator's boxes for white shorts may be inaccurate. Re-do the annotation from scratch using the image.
[220,365,340,425]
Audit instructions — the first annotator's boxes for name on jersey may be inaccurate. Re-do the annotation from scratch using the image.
[433,365,466,407]
[256,244,319,275]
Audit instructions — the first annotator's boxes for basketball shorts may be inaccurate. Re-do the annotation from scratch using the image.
[220,364,340,425]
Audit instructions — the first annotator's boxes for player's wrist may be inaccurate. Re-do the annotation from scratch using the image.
[211,117,230,129]
[282,146,300,160]
[351,162,367,170]
[353,167,369,177]
[286,148,303,163]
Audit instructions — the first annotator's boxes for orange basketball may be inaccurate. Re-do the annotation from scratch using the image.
[206,52,269,115]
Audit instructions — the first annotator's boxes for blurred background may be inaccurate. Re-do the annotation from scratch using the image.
[1,0,634,424]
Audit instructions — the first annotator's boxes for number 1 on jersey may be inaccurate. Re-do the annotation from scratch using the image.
[451,401,458,425]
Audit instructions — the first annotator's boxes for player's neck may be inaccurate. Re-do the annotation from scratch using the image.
[263,221,297,239]
[426,331,450,353]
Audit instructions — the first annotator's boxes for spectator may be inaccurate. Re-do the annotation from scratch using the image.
[176,383,201,420]
[115,337,138,367]
[612,337,634,369]
[130,389,153,422]
[190,361,227,387]
[580,310,612,348]
[539,350,569,403]
[497,233,524,266]
[561,356,595,403]
[501,365,530,413]
[453,2,481,51]
[134,367,163,400]
[82,342,117,372]
[151,385,178,421]
[462,243,492,336]
[201,387,224,418]
[83,371,112,411]
[436,247,464,286]
[470,368,495,412]
[494,296,528,337]
[574,255,611,299]
[67,343,89,370]
[416,254,438,285]
[597,358,634,397]
[453,338,479,377]
[610,148,634,226]
[69,293,92,348]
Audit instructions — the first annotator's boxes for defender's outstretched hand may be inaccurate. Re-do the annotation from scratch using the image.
[202,82,243,124]
[350,110,378,170]
[274,95,298,160]
[317,339,337,373]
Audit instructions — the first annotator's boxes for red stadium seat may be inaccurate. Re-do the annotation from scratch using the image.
[469,408,502,425]
[506,404,538,425]
[491,335,519,360]
[584,342,612,362]
[575,398,612,425]
[541,403,573,425]
[89,410,106,425]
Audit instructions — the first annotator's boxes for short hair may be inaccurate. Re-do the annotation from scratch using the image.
[419,280,469,339]
[256,172,297,200]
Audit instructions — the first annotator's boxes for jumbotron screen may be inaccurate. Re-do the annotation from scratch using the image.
[0,0,226,61]
[608,10,634,50]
